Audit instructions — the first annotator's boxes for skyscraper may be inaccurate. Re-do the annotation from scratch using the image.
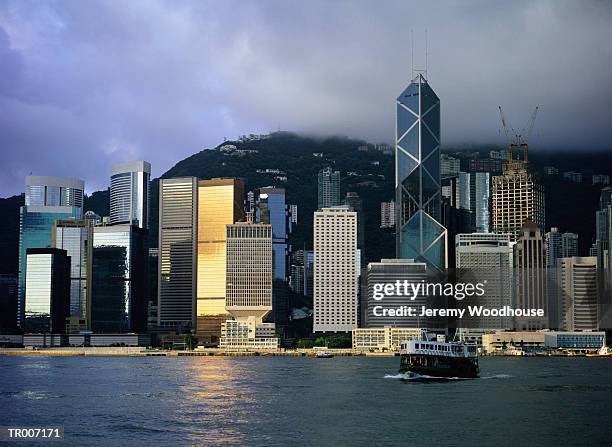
[52,219,93,332]
[92,225,147,333]
[395,74,447,271]
[561,233,579,258]
[317,167,341,209]
[456,233,514,330]
[514,221,547,330]
[220,219,277,350]
[470,172,490,232]
[110,160,151,229]
[558,257,598,331]
[256,187,292,334]
[364,259,427,328]
[25,176,84,210]
[24,248,71,334]
[313,207,357,333]
[545,227,562,267]
[492,156,544,241]
[344,192,365,260]
[380,201,395,229]
[225,221,273,317]
[196,178,245,344]
[18,176,83,328]
[158,177,198,331]
[256,187,291,281]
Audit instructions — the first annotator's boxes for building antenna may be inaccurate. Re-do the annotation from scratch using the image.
[425,28,428,79]
[411,29,414,78]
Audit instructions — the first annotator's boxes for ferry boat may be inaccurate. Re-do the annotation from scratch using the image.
[399,336,479,378]
[315,351,334,358]
[586,345,612,357]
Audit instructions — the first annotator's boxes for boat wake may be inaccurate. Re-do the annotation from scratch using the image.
[384,373,511,381]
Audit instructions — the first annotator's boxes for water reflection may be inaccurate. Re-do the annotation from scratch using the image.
[176,358,257,446]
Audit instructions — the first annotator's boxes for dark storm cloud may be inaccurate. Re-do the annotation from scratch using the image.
[1,0,611,196]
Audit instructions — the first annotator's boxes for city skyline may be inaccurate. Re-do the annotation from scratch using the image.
[1,1,612,196]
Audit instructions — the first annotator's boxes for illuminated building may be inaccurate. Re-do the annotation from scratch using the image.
[196,178,245,344]
[24,248,70,334]
[491,155,544,241]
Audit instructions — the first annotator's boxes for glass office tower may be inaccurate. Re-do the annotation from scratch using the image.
[256,187,292,335]
[395,74,447,271]
[110,160,151,229]
[92,225,147,333]
[158,177,198,331]
[256,187,291,281]
[197,178,245,344]
[18,176,84,328]
[317,167,341,209]
[53,219,93,332]
[24,248,71,333]
[18,206,81,327]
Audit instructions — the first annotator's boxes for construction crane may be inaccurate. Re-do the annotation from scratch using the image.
[498,106,538,163]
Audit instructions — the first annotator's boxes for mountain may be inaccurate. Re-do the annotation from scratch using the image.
[155,131,396,262]
[1,132,611,277]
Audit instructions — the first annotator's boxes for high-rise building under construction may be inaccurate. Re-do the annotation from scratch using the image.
[491,149,544,241]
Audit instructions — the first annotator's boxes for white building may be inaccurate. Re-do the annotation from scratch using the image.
[558,257,598,331]
[352,327,422,352]
[313,207,358,333]
[110,160,151,229]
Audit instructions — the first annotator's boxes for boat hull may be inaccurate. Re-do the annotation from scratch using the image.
[399,354,479,378]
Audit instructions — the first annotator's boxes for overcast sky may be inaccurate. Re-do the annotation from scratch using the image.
[1,0,611,196]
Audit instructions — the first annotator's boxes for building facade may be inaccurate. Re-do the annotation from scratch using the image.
[109,160,151,229]
[91,225,147,333]
[344,192,365,260]
[52,219,93,333]
[158,177,198,331]
[18,205,81,327]
[196,178,245,344]
[470,172,490,233]
[513,221,547,330]
[24,248,70,334]
[317,167,341,209]
[220,220,278,350]
[545,227,562,267]
[380,201,395,229]
[25,176,84,209]
[558,256,598,331]
[561,233,579,258]
[313,207,357,333]
[492,163,545,241]
[395,74,447,271]
[455,233,514,330]
[352,327,422,352]
[364,259,428,328]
